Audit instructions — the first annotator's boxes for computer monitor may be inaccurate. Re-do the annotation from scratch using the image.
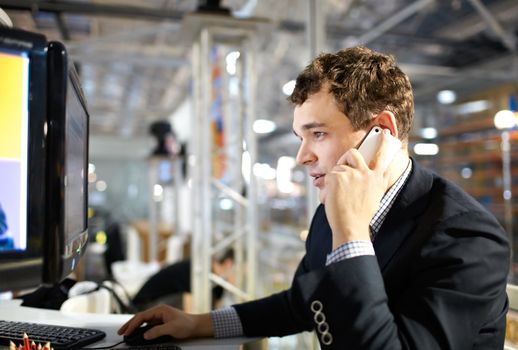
[0,27,89,292]
[44,41,90,285]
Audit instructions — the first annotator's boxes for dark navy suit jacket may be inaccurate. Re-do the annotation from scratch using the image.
[234,160,510,349]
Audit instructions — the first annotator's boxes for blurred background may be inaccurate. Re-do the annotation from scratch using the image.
[2,0,518,348]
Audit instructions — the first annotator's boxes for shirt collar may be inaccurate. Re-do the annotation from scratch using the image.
[370,159,412,238]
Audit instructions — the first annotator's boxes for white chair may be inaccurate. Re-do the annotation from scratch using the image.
[60,288,111,314]
[111,260,160,298]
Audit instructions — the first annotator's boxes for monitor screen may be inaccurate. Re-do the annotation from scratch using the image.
[64,73,88,243]
[0,28,48,292]
[0,47,29,252]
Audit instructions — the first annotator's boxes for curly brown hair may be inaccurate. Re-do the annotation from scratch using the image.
[288,46,414,140]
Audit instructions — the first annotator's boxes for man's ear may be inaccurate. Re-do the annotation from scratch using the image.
[371,111,398,138]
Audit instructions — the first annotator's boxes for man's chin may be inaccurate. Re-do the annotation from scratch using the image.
[318,189,326,204]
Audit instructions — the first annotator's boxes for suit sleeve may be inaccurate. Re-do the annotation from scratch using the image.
[232,253,315,337]
[294,210,509,349]
[232,205,330,337]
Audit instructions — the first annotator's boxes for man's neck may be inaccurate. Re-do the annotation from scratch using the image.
[387,152,411,189]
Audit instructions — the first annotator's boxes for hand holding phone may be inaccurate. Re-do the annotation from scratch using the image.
[325,126,401,248]
[357,126,401,170]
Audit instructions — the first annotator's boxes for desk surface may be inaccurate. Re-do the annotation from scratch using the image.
[0,300,258,349]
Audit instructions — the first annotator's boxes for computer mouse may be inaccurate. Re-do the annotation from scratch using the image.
[123,324,177,346]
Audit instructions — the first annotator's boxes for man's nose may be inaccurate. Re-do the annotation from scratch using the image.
[296,141,315,166]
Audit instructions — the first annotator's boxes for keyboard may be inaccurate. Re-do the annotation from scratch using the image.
[0,320,106,349]
[123,346,182,350]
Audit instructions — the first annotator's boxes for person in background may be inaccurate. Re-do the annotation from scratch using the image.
[132,249,235,312]
[0,203,14,251]
[119,46,510,349]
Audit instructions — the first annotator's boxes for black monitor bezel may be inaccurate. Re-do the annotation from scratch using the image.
[43,41,90,285]
[0,27,48,292]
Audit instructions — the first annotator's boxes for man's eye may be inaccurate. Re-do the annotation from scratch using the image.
[314,132,325,139]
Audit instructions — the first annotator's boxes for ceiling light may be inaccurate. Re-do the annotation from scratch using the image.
[494,110,516,130]
[152,184,164,202]
[413,143,439,156]
[226,51,241,63]
[219,198,234,210]
[225,51,240,75]
[226,63,237,75]
[153,184,163,197]
[437,90,456,104]
[420,127,437,139]
[454,100,490,115]
[282,80,296,96]
[253,119,276,134]
[96,180,107,192]
[461,167,472,179]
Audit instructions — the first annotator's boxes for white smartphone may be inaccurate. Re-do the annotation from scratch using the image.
[357,126,401,169]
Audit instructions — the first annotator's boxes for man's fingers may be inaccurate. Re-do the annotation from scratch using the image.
[120,313,147,336]
[118,306,162,335]
[330,164,348,173]
[142,324,164,340]
[118,318,139,336]
[336,151,349,165]
[118,323,128,335]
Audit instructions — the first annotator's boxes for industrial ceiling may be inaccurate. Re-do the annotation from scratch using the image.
[1,0,517,161]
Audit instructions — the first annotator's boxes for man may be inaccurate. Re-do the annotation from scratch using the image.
[119,47,510,349]
[132,249,234,311]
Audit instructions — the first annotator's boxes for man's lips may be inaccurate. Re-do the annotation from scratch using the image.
[311,173,325,187]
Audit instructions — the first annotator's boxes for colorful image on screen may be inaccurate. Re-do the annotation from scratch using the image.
[0,50,29,252]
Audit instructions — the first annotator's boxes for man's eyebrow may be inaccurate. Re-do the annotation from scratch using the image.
[293,122,327,137]
[301,122,326,130]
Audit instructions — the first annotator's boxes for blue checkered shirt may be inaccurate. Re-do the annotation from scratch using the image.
[211,160,412,338]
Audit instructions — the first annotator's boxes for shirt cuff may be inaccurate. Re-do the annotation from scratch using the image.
[326,240,375,265]
[210,306,244,338]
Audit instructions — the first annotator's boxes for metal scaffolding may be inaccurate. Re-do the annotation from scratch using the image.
[305,0,326,224]
[184,13,268,312]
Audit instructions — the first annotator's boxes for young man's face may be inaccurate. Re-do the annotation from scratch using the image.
[293,88,367,203]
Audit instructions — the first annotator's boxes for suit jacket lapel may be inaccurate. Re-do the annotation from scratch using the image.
[307,204,333,269]
[373,159,434,271]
